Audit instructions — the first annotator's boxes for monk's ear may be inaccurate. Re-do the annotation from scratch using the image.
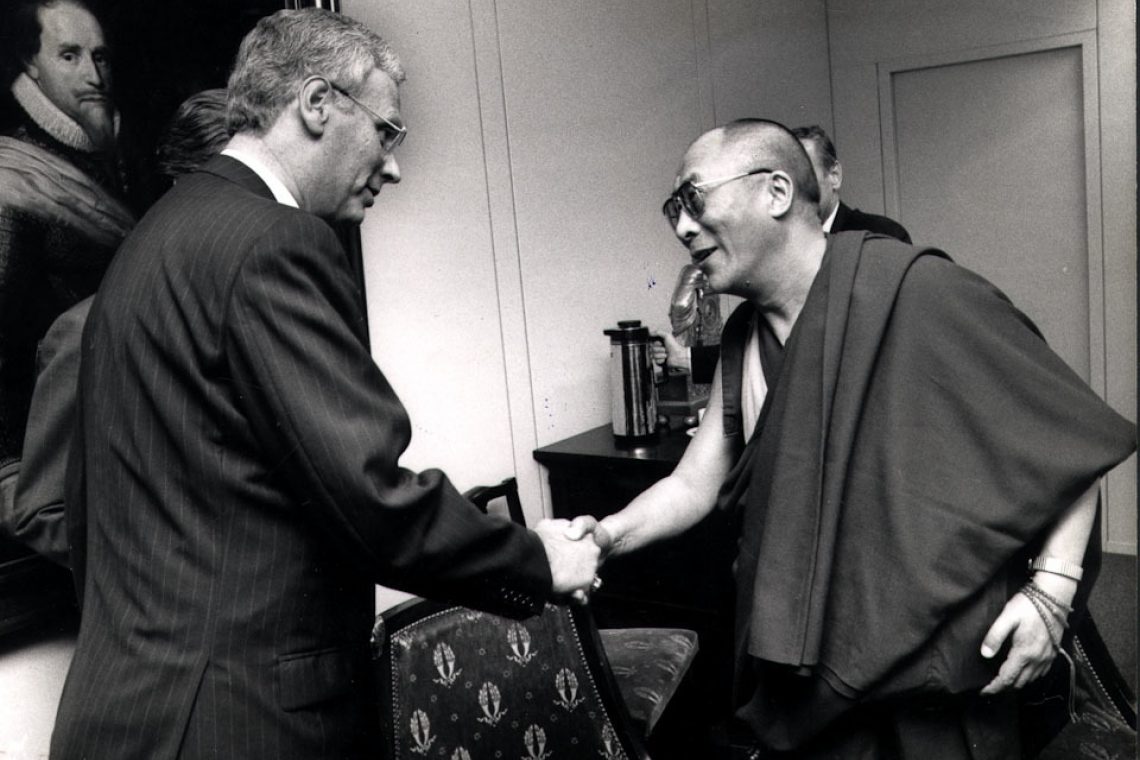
[767,171,794,219]
[297,77,334,137]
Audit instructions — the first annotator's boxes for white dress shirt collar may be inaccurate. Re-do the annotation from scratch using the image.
[221,147,299,208]
[822,202,839,233]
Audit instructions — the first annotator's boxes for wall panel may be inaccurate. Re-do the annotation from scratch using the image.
[708,0,832,128]
[1096,0,1137,552]
[493,0,705,456]
[345,1,517,496]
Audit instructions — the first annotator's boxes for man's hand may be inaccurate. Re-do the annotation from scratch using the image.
[978,591,1058,694]
[534,518,602,602]
[564,514,614,558]
[560,515,614,604]
[650,330,690,374]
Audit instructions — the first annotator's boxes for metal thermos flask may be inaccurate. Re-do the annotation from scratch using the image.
[604,320,658,444]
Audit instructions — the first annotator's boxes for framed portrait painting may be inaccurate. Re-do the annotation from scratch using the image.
[0,0,365,640]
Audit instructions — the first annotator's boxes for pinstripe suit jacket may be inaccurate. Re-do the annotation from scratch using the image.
[51,156,552,759]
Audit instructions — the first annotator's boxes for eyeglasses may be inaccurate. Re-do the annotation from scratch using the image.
[329,82,407,153]
[661,168,774,227]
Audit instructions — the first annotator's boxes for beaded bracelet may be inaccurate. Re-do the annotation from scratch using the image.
[1023,580,1074,620]
[1022,589,1063,646]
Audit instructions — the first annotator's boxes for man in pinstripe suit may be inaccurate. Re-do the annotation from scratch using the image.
[50,10,601,759]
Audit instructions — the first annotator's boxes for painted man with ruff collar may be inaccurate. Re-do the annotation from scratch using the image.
[0,0,133,483]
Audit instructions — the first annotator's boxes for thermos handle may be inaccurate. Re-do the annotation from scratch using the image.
[648,336,670,385]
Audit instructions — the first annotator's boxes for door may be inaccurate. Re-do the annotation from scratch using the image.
[883,40,1094,381]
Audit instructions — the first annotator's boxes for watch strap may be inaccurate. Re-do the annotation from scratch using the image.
[1029,556,1084,582]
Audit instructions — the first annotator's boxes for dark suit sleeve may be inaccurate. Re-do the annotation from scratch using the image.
[224,217,552,617]
[3,298,90,566]
[840,204,911,243]
[882,219,911,244]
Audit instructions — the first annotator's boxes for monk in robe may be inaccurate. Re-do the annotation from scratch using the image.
[572,119,1135,758]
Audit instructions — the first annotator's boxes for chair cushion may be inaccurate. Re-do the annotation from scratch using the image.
[600,627,699,736]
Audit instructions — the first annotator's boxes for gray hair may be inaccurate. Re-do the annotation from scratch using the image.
[225,8,405,136]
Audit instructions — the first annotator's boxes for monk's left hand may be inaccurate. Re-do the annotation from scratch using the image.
[978,592,1055,694]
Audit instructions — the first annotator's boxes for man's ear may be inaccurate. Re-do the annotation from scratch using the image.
[767,171,794,219]
[830,160,843,193]
[24,61,40,83]
[297,77,334,137]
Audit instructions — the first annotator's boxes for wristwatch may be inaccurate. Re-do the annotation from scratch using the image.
[1028,556,1084,582]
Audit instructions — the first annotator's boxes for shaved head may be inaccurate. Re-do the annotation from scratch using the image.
[669,118,829,302]
[709,118,821,217]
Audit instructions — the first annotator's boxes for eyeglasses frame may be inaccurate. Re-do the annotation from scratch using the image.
[327,80,407,153]
[662,167,775,227]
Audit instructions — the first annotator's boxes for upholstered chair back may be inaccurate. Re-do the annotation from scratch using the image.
[374,598,650,760]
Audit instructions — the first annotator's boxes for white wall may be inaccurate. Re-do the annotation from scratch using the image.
[351,2,517,500]
[1096,0,1138,552]
[499,0,706,439]
[708,0,832,127]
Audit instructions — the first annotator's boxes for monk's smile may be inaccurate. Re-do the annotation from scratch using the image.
[691,246,716,265]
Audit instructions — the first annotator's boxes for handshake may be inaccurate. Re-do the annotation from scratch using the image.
[535,516,614,604]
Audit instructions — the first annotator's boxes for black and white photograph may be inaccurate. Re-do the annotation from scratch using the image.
[0,1,1134,758]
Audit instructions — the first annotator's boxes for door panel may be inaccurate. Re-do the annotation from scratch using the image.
[889,46,1090,378]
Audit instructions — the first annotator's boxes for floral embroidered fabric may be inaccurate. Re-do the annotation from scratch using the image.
[380,603,637,760]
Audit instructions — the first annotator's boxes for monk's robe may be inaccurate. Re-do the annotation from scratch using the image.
[716,231,1135,756]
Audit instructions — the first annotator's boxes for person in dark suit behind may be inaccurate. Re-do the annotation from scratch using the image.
[792,123,911,242]
[653,123,911,383]
[50,10,602,759]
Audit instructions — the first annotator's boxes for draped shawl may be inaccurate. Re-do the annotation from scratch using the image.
[718,232,1135,712]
